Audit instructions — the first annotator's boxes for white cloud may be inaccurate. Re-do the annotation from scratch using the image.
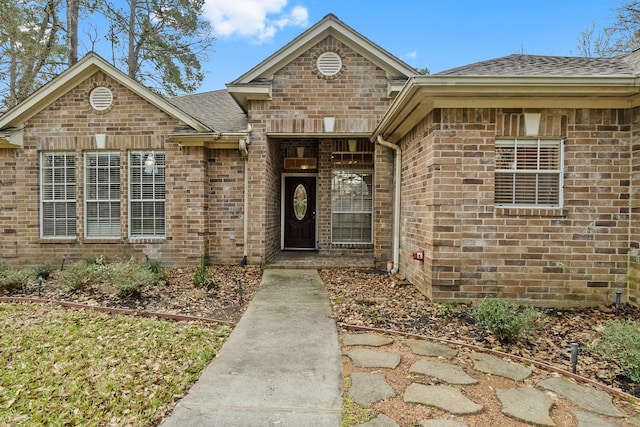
[204,0,309,42]
[404,51,417,61]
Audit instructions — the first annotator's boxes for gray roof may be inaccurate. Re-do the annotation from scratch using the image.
[435,50,640,77]
[169,89,247,132]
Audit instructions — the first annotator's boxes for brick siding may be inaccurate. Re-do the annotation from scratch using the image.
[399,107,632,307]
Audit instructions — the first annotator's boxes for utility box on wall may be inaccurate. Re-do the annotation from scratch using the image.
[413,249,424,261]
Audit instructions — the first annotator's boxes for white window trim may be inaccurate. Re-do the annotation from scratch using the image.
[128,151,166,239]
[495,138,564,208]
[40,152,77,239]
[330,168,374,244]
[84,151,121,238]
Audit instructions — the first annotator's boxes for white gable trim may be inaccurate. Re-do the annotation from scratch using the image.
[0,53,211,133]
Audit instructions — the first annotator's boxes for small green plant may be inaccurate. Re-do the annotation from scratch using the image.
[473,298,544,343]
[143,258,167,282]
[193,256,216,291]
[113,263,156,298]
[592,320,640,382]
[0,268,33,293]
[436,303,469,318]
[30,263,54,280]
[57,260,100,292]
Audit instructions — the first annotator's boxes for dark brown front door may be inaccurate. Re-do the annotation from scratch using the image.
[283,176,316,249]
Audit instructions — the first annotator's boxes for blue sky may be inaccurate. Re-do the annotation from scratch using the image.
[199,0,622,91]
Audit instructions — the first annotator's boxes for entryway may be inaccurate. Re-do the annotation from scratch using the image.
[282,175,317,249]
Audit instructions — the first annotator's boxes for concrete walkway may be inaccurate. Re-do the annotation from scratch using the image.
[161,269,342,427]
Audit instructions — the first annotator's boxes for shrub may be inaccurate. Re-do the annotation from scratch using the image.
[30,264,54,280]
[193,256,216,291]
[57,261,100,292]
[592,320,640,382]
[473,298,544,343]
[0,268,33,293]
[112,263,156,298]
[142,258,167,283]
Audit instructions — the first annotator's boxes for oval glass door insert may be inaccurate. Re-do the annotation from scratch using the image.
[293,184,308,220]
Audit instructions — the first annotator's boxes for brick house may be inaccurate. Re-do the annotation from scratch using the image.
[2,14,640,306]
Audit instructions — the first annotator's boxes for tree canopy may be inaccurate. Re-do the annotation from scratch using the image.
[577,1,640,57]
[0,0,215,110]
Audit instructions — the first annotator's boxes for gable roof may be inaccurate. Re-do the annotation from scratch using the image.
[0,53,211,147]
[226,14,418,112]
[169,90,247,132]
[435,52,640,77]
[374,51,640,143]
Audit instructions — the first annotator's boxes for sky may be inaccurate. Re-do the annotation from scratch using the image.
[197,0,623,91]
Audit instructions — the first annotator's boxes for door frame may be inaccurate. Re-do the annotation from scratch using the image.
[281,173,318,250]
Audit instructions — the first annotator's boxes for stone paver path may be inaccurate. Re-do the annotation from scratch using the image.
[538,377,626,418]
[349,372,395,406]
[409,360,477,385]
[342,332,636,426]
[403,384,483,415]
[497,387,555,426]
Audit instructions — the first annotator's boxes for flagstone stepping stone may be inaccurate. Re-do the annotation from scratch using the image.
[403,383,483,415]
[348,372,395,406]
[537,377,625,418]
[469,352,531,381]
[405,339,458,359]
[354,414,400,427]
[409,360,478,384]
[573,410,622,427]
[346,349,401,368]
[629,416,640,426]
[496,387,555,426]
[343,333,394,347]
[419,421,468,427]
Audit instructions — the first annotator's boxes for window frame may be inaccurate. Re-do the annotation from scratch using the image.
[330,148,374,244]
[84,151,121,238]
[128,151,166,239]
[494,138,564,208]
[40,152,77,239]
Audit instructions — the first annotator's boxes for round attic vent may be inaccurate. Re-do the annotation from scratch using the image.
[89,86,113,111]
[316,51,342,77]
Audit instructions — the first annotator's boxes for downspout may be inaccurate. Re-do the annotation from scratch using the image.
[376,135,401,274]
[239,125,252,266]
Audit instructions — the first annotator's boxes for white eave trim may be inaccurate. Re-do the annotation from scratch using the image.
[226,84,272,112]
[373,75,640,143]
[170,131,248,149]
[0,128,23,148]
[0,53,211,133]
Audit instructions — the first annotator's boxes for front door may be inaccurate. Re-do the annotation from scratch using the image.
[283,176,316,249]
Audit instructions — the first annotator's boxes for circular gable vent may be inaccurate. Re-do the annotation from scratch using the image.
[317,51,342,77]
[89,86,113,111]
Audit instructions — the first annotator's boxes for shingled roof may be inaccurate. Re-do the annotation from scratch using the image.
[169,89,247,133]
[435,49,640,77]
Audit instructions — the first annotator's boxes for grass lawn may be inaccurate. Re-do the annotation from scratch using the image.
[0,303,230,426]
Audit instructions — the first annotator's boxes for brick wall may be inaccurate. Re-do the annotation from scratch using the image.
[399,107,631,307]
[2,71,221,267]
[207,148,246,264]
[247,36,395,262]
[628,107,640,304]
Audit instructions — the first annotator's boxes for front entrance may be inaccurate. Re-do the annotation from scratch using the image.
[283,175,316,249]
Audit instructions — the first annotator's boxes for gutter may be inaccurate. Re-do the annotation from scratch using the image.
[376,135,401,274]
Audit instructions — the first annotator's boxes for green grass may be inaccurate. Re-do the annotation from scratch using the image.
[0,303,231,426]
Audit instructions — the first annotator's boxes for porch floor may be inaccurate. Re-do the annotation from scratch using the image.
[266,251,377,269]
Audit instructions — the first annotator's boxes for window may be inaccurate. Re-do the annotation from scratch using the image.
[331,142,373,243]
[41,152,76,238]
[495,139,563,207]
[129,151,165,238]
[85,152,120,237]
